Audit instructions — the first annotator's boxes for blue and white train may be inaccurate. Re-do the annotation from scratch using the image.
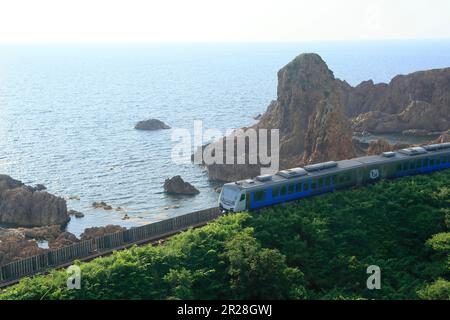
[219,142,450,212]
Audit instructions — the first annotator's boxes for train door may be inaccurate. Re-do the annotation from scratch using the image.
[356,167,364,185]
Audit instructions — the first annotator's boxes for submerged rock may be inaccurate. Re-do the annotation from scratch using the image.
[92,201,113,210]
[134,118,171,130]
[68,210,85,218]
[163,176,200,195]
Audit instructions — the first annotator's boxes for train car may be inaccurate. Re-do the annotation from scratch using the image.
[218,142,450,212]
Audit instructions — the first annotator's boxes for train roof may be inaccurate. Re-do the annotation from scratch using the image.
[224,142,450,191]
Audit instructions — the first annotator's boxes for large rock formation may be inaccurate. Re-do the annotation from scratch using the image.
[338,68,450,134]
[201,53,356,181]
[0,175,69,227]
[163,176,200,195]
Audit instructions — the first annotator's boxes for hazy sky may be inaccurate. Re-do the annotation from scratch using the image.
[0,0,449,43]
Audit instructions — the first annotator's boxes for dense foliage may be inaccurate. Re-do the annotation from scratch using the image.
[1,170,449,300]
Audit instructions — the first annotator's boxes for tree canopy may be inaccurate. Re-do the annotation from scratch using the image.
[1,170,449,300]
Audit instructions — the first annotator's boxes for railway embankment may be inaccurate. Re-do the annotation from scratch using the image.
[1,169,448,300]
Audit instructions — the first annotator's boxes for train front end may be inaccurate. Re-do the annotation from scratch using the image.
[218,183,246,213]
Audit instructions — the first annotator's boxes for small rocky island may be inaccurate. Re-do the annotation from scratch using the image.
[134,118,171,130]
[164,176,200,195]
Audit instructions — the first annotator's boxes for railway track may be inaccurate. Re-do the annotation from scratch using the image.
[0,207,222,289]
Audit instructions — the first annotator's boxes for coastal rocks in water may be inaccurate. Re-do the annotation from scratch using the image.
[0,175,69,227]
[339,68,450,134]
[92,202,123,211]
[201,53,356,181]
[49,232,80,249]
[65,195,80,201]
[68,210,85,218]
[134,119,171,131]
[92,201,113,210]
[80,225,126,241]
[163,176,200,195]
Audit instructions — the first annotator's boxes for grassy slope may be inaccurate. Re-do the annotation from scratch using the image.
[1,170,449,300]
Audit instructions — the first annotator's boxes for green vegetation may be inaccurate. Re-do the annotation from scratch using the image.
[1,170,449,300]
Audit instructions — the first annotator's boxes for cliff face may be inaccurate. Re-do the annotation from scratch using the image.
[202,54,450,182]
[339,68,450,134]
[0,175,69,227]
[204,54,355,181]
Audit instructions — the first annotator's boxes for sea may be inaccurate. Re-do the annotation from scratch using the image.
[0,40,449,236]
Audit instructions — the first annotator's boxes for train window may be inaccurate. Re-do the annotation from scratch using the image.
[325,176,331,186]
[436,157,441,165]
[240,194,246,201]
[416,159,422,168]
[254,190,266,201]
[423,158,429,167]
[295,183,302,192]
[281,185,287,196]
[331,175,337,184]
[430,158,435,166]
[311,180,317,190]
[303,182,310,191]
[402,162,408,171]
[441,156,447,164]
[272,187,279,198]
[288,184,295,194]
[396,163,402,171]
[317,178,323,188]
[409,161,415,170]
[345,173,352,182]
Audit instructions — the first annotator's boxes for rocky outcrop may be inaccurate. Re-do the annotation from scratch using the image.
[366,139,393,156]
[80,225,126,241]
[49,232,79,249]
[200,53,356,181]
[134,119,170,130]
[0,175,69,227]
[0,228,45,265]
[339,68,450,134]
[17,225,62,241]
[163,176,200,195]
[432,132,450,143]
